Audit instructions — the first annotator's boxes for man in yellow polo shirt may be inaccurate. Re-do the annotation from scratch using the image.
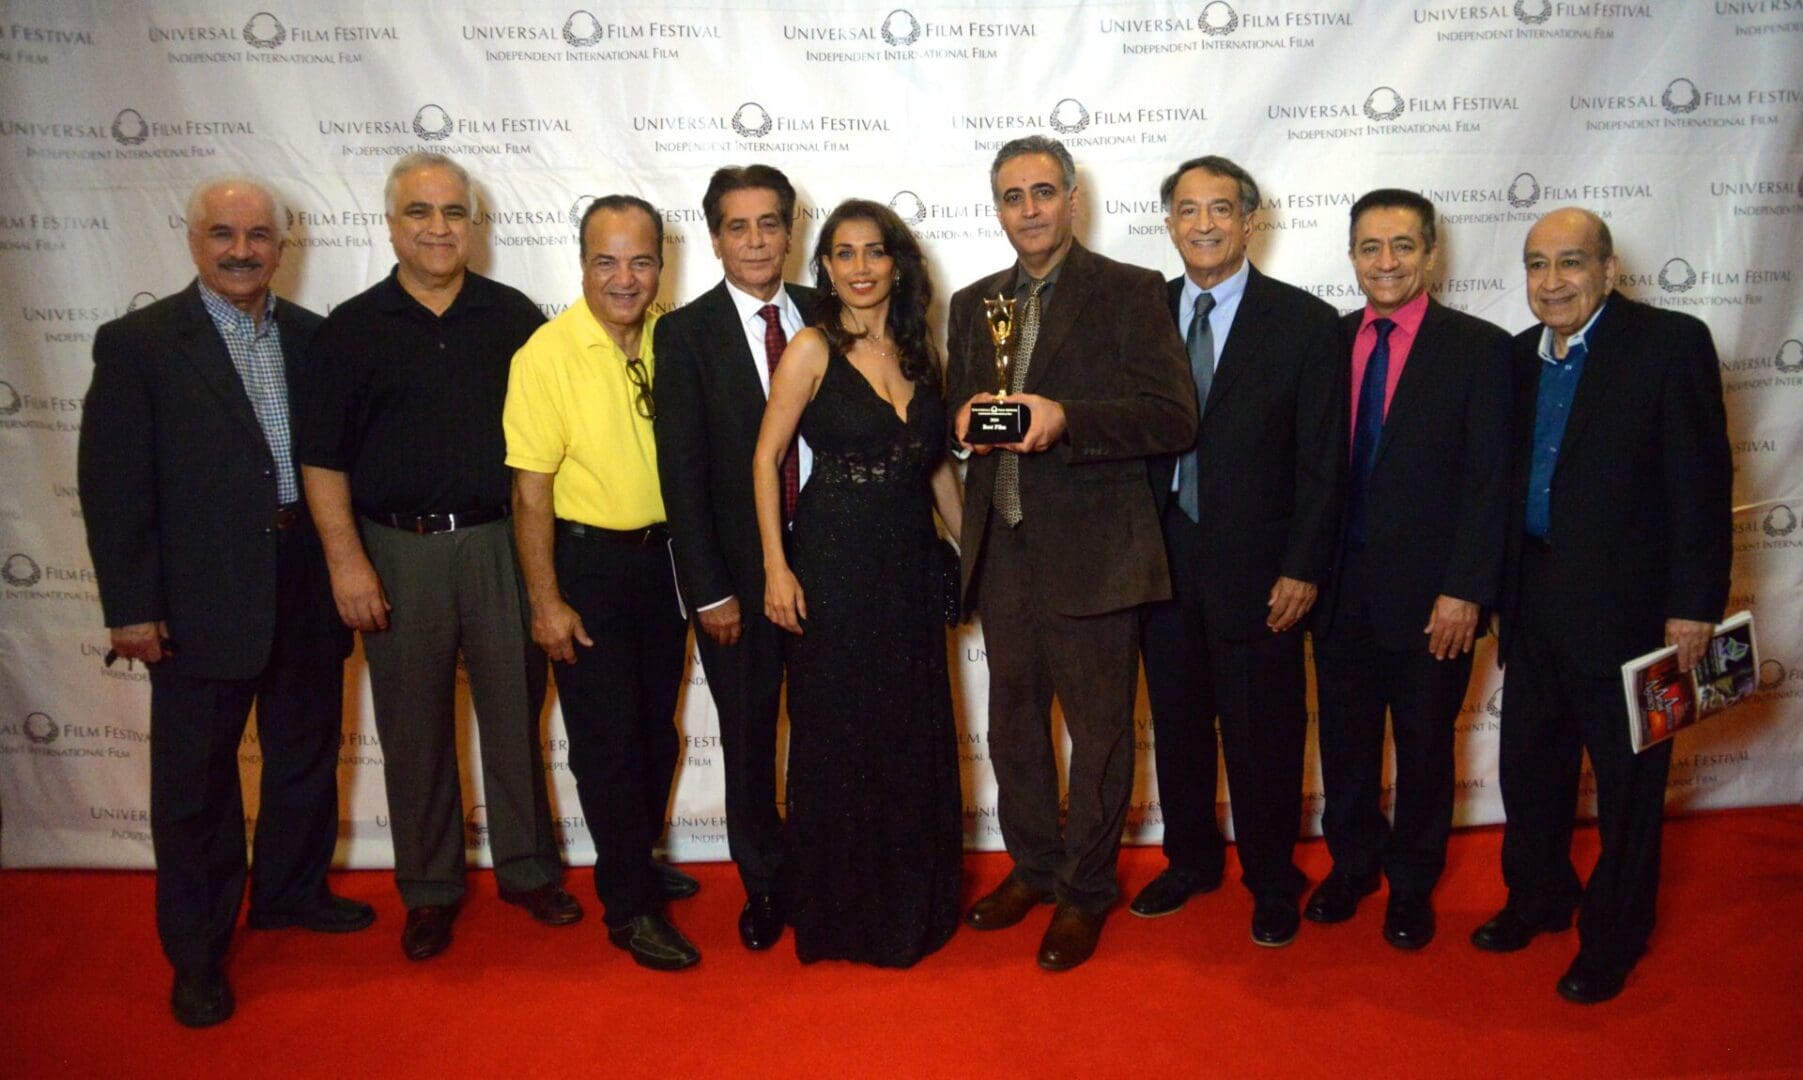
[504,195,699,971]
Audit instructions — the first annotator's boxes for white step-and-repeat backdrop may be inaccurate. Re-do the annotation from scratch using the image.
[2,1,1799,869]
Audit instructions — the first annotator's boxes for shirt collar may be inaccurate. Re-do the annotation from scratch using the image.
[724,277,797,326]
[570,296,659,361]
[196,279,277,336]
[1359,289,1430,338]
[1180,257,1249,313]
[1011,252,1067,296]
[376,265,495,314]
[1538,297,1608,364]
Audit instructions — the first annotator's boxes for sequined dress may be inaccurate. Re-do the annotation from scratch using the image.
[784,346,963,967]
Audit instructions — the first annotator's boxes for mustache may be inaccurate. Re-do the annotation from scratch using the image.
[217,257,263,272]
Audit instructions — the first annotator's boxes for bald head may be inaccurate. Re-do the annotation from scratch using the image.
[1523,206,1618,346]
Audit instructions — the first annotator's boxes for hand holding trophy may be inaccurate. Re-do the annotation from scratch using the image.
[968,294,1032,444]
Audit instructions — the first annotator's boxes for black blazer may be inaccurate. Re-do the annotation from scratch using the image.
[1314,299,1513,650]
[1496,294,1732,676]
[78,281,345,680]
[652,279,819,612]
[1149,264,1346,642]
[946,242,1197,618]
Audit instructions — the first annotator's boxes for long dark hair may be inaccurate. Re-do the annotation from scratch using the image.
[811,199,939,390]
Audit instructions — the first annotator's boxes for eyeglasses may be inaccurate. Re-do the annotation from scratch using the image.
[624,355,654,420]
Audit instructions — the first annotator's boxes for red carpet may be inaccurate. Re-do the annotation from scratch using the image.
[5,807,1802,1078]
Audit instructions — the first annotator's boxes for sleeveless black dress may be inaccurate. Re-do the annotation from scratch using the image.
[784,347,963,967]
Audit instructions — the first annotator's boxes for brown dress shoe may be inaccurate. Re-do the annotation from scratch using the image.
[964,878,1054,930]
[499,882,584,927]
[401,904,459,962]
[1037,904,1105,971]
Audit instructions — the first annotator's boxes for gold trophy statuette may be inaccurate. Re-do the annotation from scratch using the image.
[970,293,1030,444]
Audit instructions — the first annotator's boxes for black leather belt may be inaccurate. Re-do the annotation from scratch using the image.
[365,505,510,535]
[1524,534,1554,554]
[273,503,302,531]
[556,520,669,547]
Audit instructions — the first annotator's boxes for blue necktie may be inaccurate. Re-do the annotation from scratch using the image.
[1346,317,1395,550]
[1176,292,1215,522]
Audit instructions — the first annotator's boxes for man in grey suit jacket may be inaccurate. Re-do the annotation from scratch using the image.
[79,176,368,1029]
[948,136,1196,971]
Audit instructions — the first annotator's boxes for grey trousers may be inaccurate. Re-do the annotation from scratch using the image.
[359,517,561,908]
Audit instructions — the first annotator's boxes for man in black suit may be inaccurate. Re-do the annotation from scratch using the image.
[1133,156,1345,947]
[653,165,816,951]
[1473,208,1731,1004]
[1307,189,1511,949]
[78,176,370,1028]
[949,136,1196,971]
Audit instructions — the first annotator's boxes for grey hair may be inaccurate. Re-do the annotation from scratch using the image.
[384,151,475,217]
[185,174,288,233]
[989,135,1077,201]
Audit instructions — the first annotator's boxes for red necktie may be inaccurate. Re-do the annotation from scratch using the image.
[758,304,799,522]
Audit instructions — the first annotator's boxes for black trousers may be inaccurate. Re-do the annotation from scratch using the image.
[1312,549,1471,897]
[977,515,1140,912]
[1142,508,1309,904]
[1499,542,1673,973]
[148,525,344,972]
[691,592,788,899]
[553,528,688,926]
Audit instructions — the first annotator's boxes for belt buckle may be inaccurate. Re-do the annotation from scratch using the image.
[274,505,299,531]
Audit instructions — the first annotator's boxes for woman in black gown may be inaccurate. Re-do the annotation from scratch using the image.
[752,199,964,967]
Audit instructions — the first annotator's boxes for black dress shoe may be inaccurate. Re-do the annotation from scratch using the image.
[1557,952,1628,1004]
[1382,894,1436,950]
[1303,871,1380,925]
[1251,897,1301,947]
[499,882,584,926]
[1469,905,1573,953]
[1037,904,1106,972]
[247,893,376,933]
[739,893,785,950]
[1128,868,1221,919]
[652,861,700,900]
[609,913,701,971]
[401,903,459,962]
[170,967,234,1028]
[964,878,1054,931]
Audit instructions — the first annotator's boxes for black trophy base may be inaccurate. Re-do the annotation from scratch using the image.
[968,401,1031,445]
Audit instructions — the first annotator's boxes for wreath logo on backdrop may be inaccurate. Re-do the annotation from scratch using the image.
[1513,0,1553,26]
[1759,659,1786,689]
[2,553,41,588]
[1764,505,1798,538]
[1506,172,1541,209]
[110,108,149,146]
[1363,87,1405,122]
[1661,78,1701,115]
[1773,339,1803,375]
[1485,687,1504,719]
[1657,257,1697,294]
[732,102,773,139]
[127,291,157,313]
[464,803,490,847]
[880,9,922,47]
[23,712,59,745]
[1049,98,1090,135]
[1198,2,1239,35]
[889,190,927,226]
[562,10,604,48]
[412,104,453,142]
[242,12,287,49]
[0,381,22,417]
[568,195,599,231]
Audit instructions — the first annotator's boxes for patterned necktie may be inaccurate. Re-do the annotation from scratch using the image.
[758,304,799,522]
[995,279,1046,527]
[1176,292,1217,522]
[1346,317,1396,549]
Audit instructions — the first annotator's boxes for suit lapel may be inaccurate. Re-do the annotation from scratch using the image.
[1554,297,1626,464]
[178,284,262,440]
[1204,264,1267,420]
[1371,300,1443,471]
[702,281,770,405]
[1021,243,1092,395]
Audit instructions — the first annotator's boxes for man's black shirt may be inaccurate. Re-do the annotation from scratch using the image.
[296,268,545,516]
